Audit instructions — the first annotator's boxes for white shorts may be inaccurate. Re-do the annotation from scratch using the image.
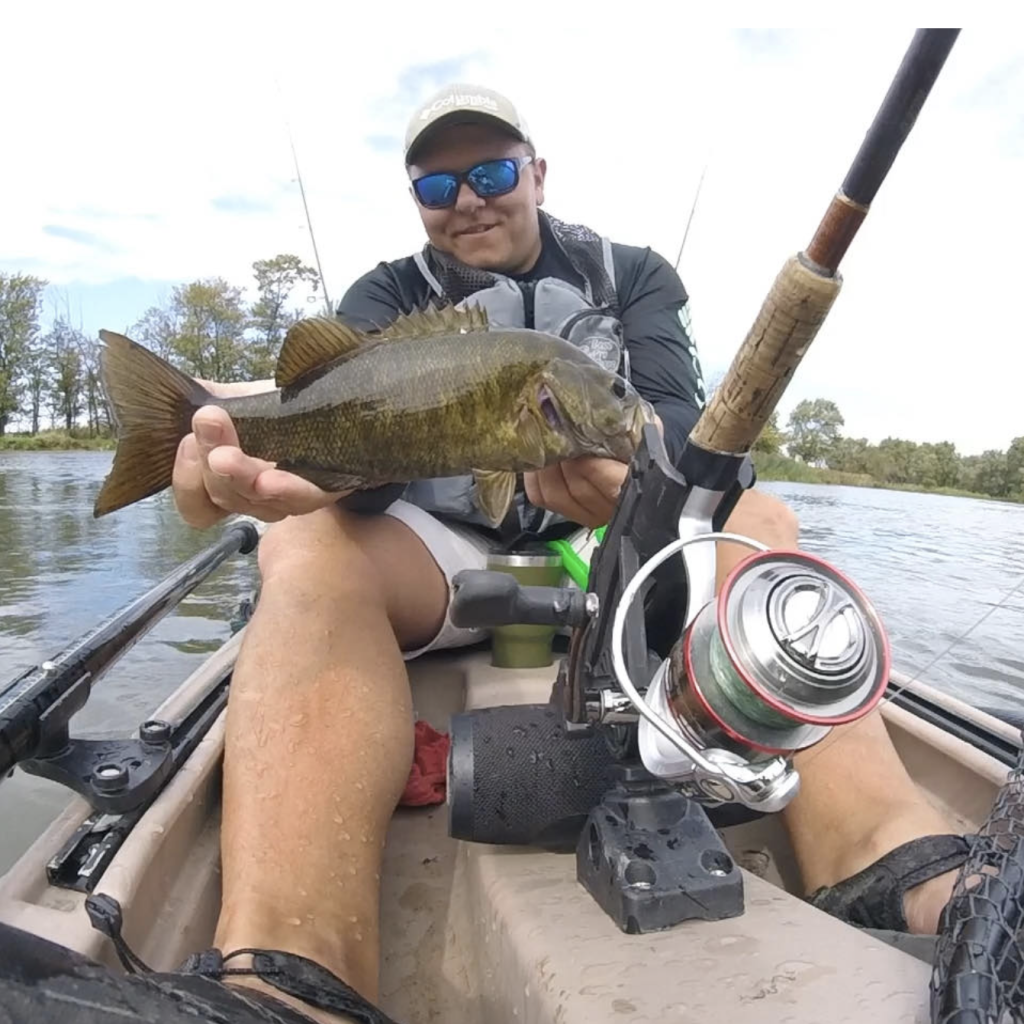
[382,499,507,660]
[382,499,597,661]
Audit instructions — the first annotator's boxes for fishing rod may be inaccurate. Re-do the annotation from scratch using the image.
[686,28,960,460]
[0,520,259,809]
[287,129,333,317]
[674,162,708,273]
[275,78,333,317]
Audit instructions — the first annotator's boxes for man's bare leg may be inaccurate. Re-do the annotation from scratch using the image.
[718,488,957,934]
[213,505,449,1022]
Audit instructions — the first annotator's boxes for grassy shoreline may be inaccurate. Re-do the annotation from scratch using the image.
[752,452,1023,505]
[0,430,116,451]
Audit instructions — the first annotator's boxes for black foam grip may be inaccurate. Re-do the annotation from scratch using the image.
[447,704,765,850]
[447,704,616,850]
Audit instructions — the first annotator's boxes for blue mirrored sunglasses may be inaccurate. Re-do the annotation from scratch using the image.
[411,156,534,209]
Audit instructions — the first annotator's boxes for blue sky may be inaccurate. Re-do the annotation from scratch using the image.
[2,5,1022,455]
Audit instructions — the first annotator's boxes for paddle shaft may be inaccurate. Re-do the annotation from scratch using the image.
[687,28,960,458]
[0,521,259,779]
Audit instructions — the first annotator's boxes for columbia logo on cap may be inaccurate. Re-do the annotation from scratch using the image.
[419,92,500,121]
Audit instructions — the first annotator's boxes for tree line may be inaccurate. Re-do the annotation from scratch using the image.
[756,397,1023,501]
[0,255,320,437]
[3,267,1019,500]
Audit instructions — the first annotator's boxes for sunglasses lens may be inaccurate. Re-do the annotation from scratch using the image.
[467,159,518,197]
[414,173,458,208]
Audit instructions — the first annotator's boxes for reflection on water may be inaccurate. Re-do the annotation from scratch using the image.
[0,457,1023,873]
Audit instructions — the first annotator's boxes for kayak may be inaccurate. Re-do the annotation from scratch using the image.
[0,568,1015,1023]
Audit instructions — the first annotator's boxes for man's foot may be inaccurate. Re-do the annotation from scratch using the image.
[806,812,974,934]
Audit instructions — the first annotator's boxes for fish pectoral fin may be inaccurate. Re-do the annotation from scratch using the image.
[275,317,377,389]
[516,406,549,467]
[472,469,517,527]
[275,460,365,494]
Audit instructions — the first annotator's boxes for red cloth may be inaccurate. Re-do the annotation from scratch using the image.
[400,720,450,807]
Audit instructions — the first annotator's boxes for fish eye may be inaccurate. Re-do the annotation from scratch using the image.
[611,377,628,399]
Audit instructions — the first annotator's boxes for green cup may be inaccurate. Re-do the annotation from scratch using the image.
[486,552,566,669]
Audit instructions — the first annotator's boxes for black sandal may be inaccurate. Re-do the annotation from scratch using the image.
[0,890,406,1024]
[805,833,978,933]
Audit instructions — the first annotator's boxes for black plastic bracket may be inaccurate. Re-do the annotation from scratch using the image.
[45,676,231,891]
[564,424,754,726]
[20,721,174,815]
[576,767,744,933]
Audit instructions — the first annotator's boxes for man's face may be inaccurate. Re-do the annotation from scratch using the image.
[407,122,547,274]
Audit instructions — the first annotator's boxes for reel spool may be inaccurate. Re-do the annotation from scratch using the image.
[669,550,890,757]
[613,538,891,813]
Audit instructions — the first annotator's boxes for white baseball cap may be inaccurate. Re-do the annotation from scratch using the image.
[404,83,533,165]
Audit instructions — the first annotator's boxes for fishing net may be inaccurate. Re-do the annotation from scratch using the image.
[931,739,1024,1023]
[424,210,618,310]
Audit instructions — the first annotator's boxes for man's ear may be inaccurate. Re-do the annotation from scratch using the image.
[533,156,547,207]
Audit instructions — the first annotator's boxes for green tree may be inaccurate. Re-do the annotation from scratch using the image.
[47,319,84,432]
[0,273,47,434]
[752,410,786,454]
[786,399,844,465]
[960,450,1008,497]
[79,334,111,436]
[247,254,320,379]
[925,441,960,489]
[22,338,51,434]
[1006,436,1024,498]
[827,436,872,474]
[875,437,919,485]
[134,278,248,381]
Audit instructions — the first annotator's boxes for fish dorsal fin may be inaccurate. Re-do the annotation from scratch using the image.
[377,302,489,341]
[275,317,374,389]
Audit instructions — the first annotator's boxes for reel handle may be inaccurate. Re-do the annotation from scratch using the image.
[450,570,593,630]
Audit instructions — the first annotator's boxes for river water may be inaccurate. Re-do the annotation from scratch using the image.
[1,450,1022,871]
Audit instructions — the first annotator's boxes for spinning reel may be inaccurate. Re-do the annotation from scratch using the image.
[447,425,892,932]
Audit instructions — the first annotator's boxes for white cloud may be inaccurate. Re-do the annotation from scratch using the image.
[2,5,1022,454]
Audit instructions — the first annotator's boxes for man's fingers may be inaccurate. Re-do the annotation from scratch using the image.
[562,463,611,511]
[172,434,228,529]
[251,468,353,513]
[205,445,279,502]
[572,457,628,501]
[528,465,597,528]
[192,405,240,454]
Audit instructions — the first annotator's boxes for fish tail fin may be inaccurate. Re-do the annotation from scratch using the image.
[93,330,212,517]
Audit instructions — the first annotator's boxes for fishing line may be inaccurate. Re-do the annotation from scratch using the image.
[878,569,1024,709]
[796,566,1024,771]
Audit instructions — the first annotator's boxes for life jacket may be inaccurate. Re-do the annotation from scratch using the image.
[400,212,627,535]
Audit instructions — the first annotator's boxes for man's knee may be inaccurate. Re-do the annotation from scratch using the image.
[256,506,382,601]
[724,488,799,550]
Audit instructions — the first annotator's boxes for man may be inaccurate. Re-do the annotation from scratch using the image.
[38,85,969,1023]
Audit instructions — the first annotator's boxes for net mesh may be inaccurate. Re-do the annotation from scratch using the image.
[931,742,1024,1023]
